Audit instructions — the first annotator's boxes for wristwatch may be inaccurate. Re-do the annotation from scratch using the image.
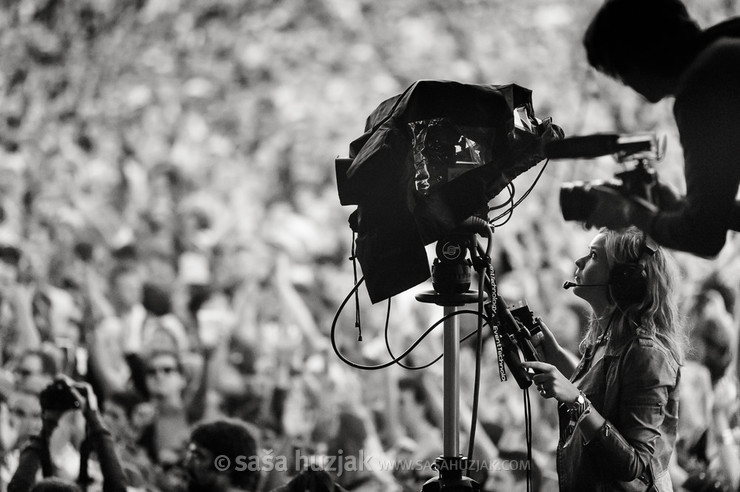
[568,391,590,420]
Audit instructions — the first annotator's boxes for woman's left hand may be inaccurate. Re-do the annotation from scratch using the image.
[521,361,580,404]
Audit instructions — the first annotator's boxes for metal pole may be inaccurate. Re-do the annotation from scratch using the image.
[443,304,459,457]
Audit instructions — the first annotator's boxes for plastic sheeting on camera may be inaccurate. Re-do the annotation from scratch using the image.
[336,80,562,303]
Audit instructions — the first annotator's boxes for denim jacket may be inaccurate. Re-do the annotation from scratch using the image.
[557,329,681,491]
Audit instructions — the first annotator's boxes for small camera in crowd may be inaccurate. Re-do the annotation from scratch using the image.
[39,378,87,413]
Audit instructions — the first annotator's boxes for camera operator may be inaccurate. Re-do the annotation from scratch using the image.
[7,377,126,492]
[520,227,683,491]
[580,0,740,257]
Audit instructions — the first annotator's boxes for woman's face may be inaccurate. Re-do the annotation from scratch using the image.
[572,233,612,312]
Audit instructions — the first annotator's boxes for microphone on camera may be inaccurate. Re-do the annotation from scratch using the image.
[562,281,609,289]
[545,133,656,159]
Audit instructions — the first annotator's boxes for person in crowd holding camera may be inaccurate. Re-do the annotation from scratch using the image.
[520,227,684,491]
[7,377,126,492]
[11,350,56,397]
[580,0,740,258]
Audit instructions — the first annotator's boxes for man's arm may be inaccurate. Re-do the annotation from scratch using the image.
[648,40,740,256]
[587,41,740,257]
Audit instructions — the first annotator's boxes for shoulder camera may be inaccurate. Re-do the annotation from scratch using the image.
[545,132,665,223]
[560,162,658,222]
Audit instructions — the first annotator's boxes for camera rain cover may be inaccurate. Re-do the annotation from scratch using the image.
[337,80,560,303]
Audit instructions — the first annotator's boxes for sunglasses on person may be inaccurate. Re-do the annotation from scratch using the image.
[9,407,41,419]
[14,367,38,378]
[145,365,179,376]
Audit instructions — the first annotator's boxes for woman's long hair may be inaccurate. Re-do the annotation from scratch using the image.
[580,227,685,364]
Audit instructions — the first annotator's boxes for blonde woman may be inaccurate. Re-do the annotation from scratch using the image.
[522,227,684,491]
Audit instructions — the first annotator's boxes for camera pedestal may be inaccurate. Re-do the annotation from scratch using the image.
[415,292,484,492]
[420,456,479,492]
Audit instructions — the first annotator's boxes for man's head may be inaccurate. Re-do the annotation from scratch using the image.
[7,389,42,446]
[185,419,261,492]
[102,390,147,443]
[0,243,20,299]
[144,350,186,400]
[583,0,702,102]
[108,263,143,311]
[29,478,82,492]
[14,349,57,395]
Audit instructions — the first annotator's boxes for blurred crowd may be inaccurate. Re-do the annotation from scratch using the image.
[0,1,739,491]
[1,140,740,492]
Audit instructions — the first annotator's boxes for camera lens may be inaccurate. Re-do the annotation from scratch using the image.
[559,182,599,222]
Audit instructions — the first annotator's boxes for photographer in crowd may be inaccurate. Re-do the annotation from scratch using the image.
[7,377,127,492]
[580,0,740,257]
[521,227,684,491]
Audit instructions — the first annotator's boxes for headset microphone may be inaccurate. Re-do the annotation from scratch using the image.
[562,281,609,289]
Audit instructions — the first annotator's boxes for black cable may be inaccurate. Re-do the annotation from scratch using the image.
[382,297,488,370]
[488,182,515,211]
[490,158,551,226]
[330,275,489,370]
[465,267,487,475]
[524,388,534,492]
[509,158,551,212]
[350,232,362,341]
[490,182,516,223]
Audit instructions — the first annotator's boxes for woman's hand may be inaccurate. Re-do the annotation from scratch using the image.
[534,317,560,361]
[520,361,580,404]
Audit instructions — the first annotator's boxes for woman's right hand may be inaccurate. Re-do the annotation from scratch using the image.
[534,317,561,362]
[533,316,581,378]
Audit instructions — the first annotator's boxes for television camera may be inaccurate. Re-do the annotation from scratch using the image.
[544,132,666,223]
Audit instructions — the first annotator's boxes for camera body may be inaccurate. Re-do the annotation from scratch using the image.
[39,378,86,413]
[509,300,543,347]
[560,161,658,222]
[488,296,542,389]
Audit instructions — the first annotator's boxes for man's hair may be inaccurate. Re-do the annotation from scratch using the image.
[142,282,172,316]
[398,376,426,404]
[583,0,701,79]
[30,477,82,492]
[0,244,21,267]
[105,390,146,420]
[21,349,58,377]
[190,418,261,491]
[107,262,140,286]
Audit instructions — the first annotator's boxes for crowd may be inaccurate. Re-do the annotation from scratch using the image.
[0,0,740,491]
[1,139,740,492]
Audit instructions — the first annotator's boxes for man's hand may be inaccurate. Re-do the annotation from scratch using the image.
[653,180,683,211]
[67,380,99,416]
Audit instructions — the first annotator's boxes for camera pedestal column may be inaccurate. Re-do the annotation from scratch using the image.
[415,291,484,492]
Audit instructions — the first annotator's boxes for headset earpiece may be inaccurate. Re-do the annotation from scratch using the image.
[609,262,648,308]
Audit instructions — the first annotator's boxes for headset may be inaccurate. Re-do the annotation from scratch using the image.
[608,235,658,308]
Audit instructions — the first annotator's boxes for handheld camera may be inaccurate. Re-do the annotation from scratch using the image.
[545,132,665,224]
